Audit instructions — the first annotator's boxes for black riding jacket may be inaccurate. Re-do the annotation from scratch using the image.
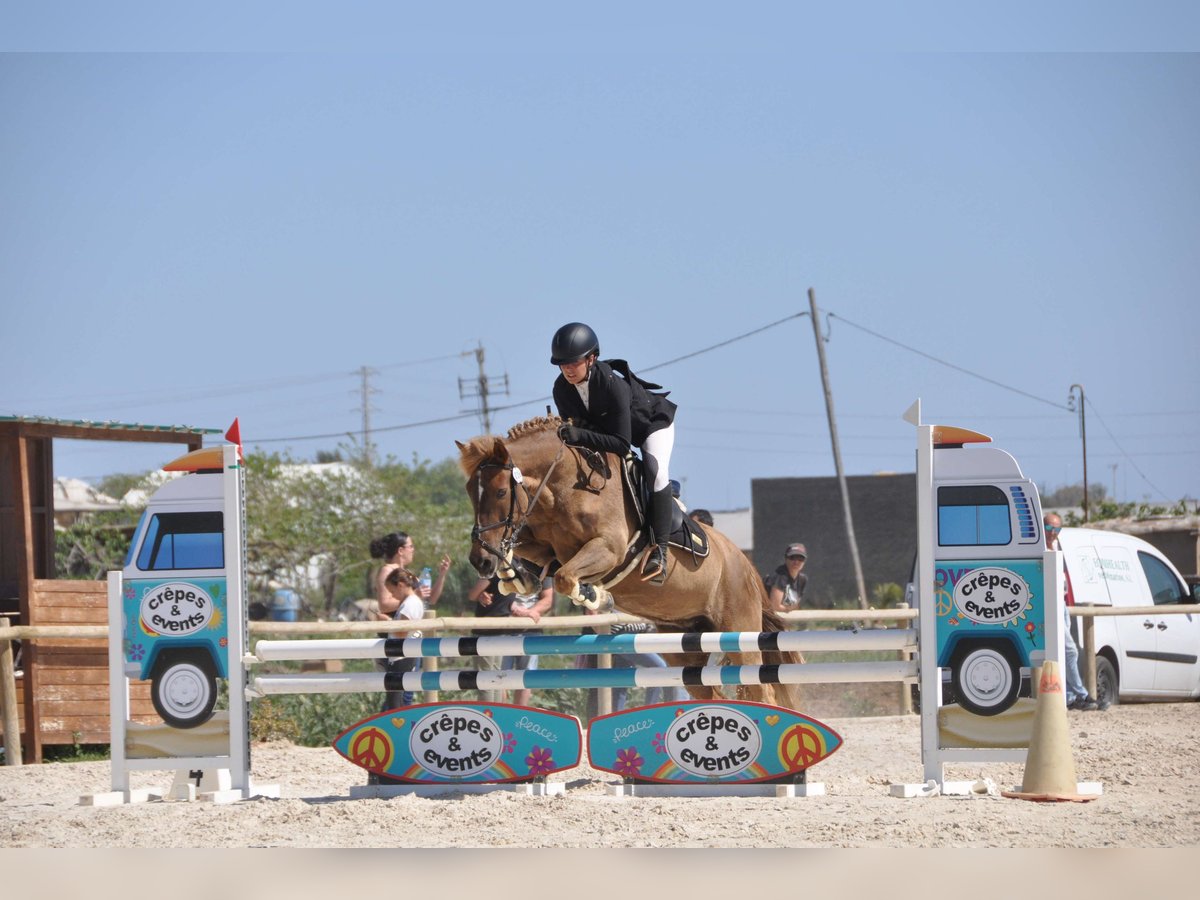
[552,359,676,456]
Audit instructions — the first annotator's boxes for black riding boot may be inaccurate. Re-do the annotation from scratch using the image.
[641,486,674,584]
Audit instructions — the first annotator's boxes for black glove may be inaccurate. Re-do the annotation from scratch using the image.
[558,424,587,445]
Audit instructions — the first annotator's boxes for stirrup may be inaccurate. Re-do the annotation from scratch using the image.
[640,545,667,584]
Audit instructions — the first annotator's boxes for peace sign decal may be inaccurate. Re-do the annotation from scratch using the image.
[349,726,395,772]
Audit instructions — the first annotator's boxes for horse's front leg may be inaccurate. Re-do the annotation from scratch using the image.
[554,537,623,611]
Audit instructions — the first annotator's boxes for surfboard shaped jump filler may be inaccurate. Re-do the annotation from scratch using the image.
[333,702,582,784]
[587,701,842,784]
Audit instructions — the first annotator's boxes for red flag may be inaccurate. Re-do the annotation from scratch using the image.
[225,418,244,462]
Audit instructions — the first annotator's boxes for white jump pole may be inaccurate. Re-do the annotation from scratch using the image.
[252,628,918,663]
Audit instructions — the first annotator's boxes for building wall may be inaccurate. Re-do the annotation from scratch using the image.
[751,473,917,609]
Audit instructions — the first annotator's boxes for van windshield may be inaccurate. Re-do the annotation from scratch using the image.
[135,511,224,570]
[937,485,1012,546]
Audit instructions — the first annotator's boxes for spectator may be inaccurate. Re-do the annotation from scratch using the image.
[469,559,554,707]
[689,508,714,527]
[368,530,451,606]
[1045,513,1100,711]
[376,565,424,710]
[766,543,809,614]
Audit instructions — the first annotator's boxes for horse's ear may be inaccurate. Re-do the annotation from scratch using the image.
[454,440,467,452]
[488,436,511,462]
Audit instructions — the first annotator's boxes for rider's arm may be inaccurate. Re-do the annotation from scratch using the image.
[559,368,632,455]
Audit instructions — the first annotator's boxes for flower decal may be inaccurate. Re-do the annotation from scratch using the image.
[1025,621,1038,645]
[614,747,644,777]
[123,586,136,601]
[219,637,228,648]
[651,732,667,755]
[525,745,554,777]
[503,732,517,754]
[128,643,146,662]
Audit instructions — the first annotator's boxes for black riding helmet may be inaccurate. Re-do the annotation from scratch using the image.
[550,322,600,366]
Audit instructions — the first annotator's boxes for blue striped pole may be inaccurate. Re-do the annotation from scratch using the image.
[252,629,916,663]
[248,659,918,697]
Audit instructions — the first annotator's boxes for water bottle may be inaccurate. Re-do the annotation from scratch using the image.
[418,566,432,594]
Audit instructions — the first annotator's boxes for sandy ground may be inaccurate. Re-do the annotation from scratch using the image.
[3,701,1199,850]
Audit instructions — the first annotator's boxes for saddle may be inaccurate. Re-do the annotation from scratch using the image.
[620,454,710,562]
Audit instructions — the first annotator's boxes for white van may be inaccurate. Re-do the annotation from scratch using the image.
[1059,527,1200,705]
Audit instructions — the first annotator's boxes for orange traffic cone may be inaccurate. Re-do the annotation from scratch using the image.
[1002,661,1096,802]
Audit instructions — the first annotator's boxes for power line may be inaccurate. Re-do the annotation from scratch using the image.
[1085,396,1173,500]
[252,312,808,444]
[827,312,1070,411]
[641,312,809,373]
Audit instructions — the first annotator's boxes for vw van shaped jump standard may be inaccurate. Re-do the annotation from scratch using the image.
[121,447,231,728]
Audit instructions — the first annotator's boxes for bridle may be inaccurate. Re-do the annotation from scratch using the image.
[470,444,565,566]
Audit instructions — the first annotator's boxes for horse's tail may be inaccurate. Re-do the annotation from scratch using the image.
[760,605,805,711]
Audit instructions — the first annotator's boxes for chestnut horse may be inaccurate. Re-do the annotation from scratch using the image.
[456,415,802,709]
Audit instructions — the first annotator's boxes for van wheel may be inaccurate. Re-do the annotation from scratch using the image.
[951,641,1021,716]
[151,650,218,729]
[1094,656,1119,709]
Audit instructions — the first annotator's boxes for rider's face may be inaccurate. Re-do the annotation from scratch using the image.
[559,355,592,385]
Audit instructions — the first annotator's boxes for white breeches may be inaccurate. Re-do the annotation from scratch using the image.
[643,423,675,492]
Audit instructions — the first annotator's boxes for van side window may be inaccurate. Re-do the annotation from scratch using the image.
[1138,551,1184,605]
[135,511,224,571]
[937,485,1012,546]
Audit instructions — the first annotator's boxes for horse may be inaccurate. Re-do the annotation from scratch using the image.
[456,415,803,709]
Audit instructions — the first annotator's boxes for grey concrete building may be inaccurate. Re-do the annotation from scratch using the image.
[751,473,917,609]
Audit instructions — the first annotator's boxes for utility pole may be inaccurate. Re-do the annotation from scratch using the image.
[355,366,379,466]
[459,341,509,435]
[808,288,869,610]
[1069,384,1088,522]
[1110,463,1118,504]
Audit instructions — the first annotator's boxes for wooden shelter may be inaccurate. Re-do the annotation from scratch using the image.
[1,416,217,762]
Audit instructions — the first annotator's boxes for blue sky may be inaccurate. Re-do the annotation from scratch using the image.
[3,5,1199,511]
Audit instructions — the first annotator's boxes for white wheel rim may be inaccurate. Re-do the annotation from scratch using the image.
[959,648,1013,708]
[159,663,210,717]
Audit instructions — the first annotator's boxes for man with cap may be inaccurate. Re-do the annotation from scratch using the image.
[766,543,809,614]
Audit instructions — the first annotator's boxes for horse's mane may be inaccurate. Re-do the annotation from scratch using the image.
[457,415,564,477]
[506,415,563,440]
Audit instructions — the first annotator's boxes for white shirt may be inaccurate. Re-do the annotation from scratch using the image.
[395,595,424,638]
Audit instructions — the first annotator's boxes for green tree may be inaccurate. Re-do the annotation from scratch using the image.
[243,450,476,617]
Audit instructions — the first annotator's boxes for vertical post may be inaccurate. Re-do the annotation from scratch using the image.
[358,366,378,467]
[1069,384,1088,522]
[422,609,439,704]
[911,405,942,785]
[106,573,129,795]
[1,618,22,766]
[596,654,613,717]
[1081,613,1097,698]
[807,288,869,609]
[223,443,250,795]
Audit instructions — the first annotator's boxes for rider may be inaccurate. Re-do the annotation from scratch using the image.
[550,322,678,584]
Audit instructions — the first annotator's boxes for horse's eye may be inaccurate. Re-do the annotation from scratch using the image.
[496,488,507,499]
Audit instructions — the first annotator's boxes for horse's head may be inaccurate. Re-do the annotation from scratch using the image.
[457,434,521,577]
[457,416,565,578]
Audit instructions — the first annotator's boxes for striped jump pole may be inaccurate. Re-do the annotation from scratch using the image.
[248,659,919,697]
[251,628,917,663]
